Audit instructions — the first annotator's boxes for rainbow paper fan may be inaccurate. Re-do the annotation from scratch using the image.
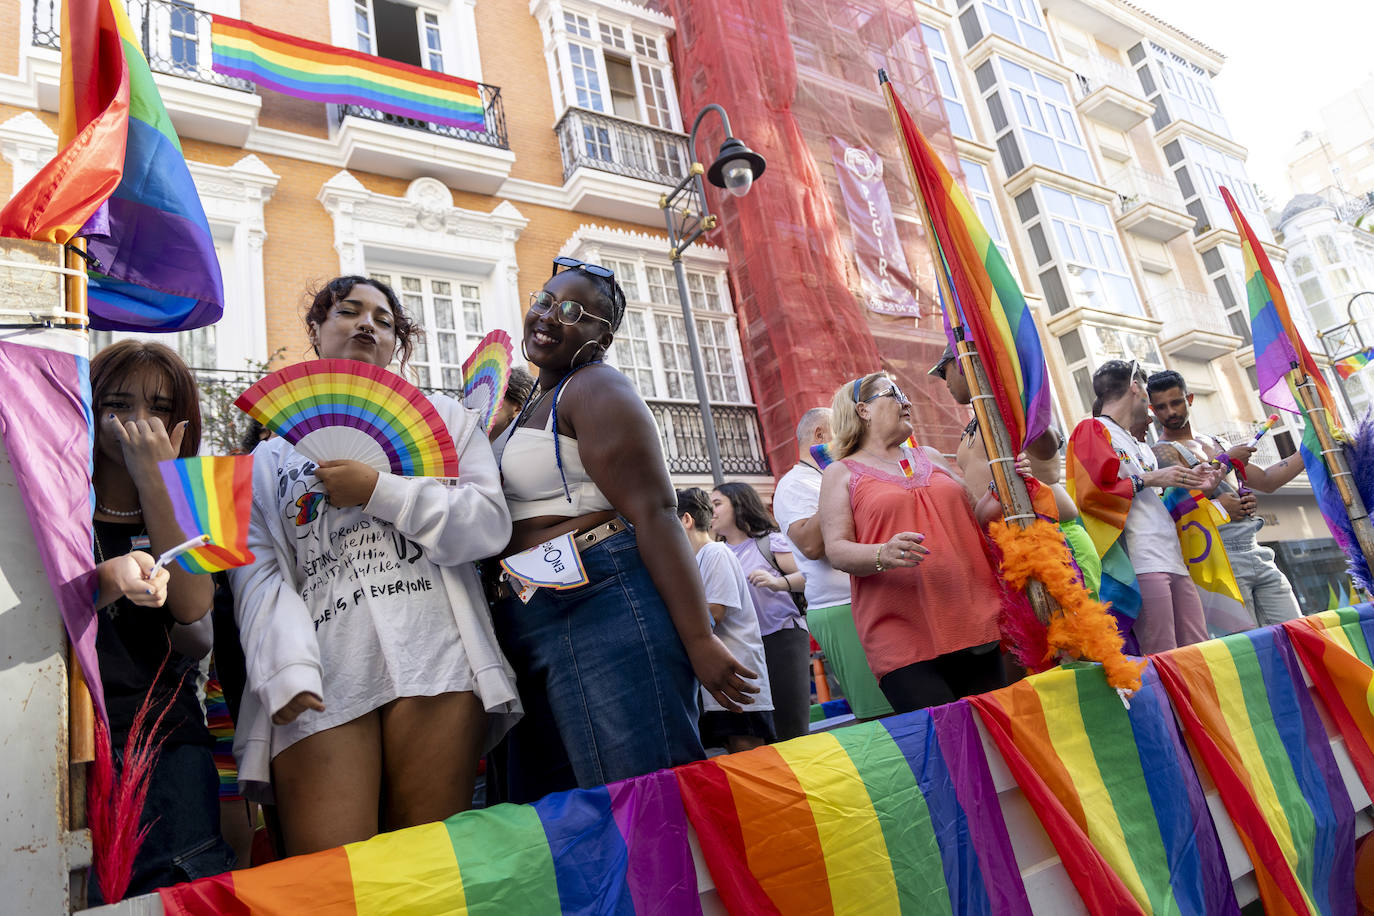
[234,359,459,477]
[157,455,255,574]
[462,329,513,431]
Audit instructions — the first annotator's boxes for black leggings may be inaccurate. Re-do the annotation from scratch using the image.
[878,641,1006,714]
[762,627,813,741]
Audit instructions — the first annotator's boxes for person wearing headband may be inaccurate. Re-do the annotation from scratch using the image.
[816,371,1008,713]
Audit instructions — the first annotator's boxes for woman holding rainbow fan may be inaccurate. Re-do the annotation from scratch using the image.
[230,276,519,855]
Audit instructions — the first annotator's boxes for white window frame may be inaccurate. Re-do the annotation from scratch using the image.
[332,0,481,82]
[368,269,487,391]
[1039,186,1142,315]
[923,24,973,141]
[1147,43,1229,138]
[998,58,1094,181]
[979,0,1053,59]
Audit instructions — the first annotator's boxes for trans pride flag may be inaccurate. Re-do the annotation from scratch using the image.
[1222,187,1348,552]
[1155,628,1356,915]
[882,75,1050,452]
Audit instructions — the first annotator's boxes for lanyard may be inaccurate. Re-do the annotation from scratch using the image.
[501,360,602,502]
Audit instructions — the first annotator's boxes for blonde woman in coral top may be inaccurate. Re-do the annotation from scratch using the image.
[817,371,1006,713]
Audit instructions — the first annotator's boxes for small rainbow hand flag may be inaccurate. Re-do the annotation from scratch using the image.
[156,456,255,574]
[1335,348,1374,380]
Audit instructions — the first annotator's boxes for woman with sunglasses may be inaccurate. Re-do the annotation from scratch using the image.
[816,371,1008,714]
[491,258,758,802]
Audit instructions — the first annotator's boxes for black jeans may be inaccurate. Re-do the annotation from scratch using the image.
[878,641,1006,714]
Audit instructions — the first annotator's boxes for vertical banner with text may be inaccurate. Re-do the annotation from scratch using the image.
[829,137,920,316]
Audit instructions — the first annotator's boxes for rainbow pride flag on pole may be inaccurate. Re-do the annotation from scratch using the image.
[1222,186,1349,551]
[1335,348,1374,380]
[157,455,254,573]
[675,705,1031,916]
[1154,629,1356,916]
[161,770,701,914]
[969,664,1238,915]
[881,74,1050,452]
[1066,419,1141,632]
[1284,606,1374,797]
[1161,487,1251,636]
[0,0,128,243]
[210,16,485,131]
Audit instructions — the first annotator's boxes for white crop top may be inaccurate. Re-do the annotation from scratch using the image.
[494,410,614,522]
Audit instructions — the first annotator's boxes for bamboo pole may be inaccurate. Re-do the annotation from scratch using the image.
[1293,370,1374,570]
[64,239,93,833]
[879,70,1053,624]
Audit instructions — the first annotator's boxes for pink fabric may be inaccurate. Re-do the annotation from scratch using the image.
[0,340,103,720]
[1135,572,1209,655]
[843,449,1001,678]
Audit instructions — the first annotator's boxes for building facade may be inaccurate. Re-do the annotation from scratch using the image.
[1288,75,1374,207]
[0,0,1352,605]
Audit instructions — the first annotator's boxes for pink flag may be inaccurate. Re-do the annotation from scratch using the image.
[0,339,103,721]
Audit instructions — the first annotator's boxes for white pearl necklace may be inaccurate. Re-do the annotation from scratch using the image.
[96,503,142,518]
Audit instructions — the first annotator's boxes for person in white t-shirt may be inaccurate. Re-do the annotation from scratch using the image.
[1068,360,1219,654]
[772,407,893,720]
[677,488,775,752]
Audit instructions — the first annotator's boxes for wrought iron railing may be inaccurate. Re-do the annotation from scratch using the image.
[646,401,770,476]
[337,82,509,149]
[555,107,690,186]
[33,0,254,92]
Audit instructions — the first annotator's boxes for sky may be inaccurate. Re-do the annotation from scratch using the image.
[1135,0,1374,205]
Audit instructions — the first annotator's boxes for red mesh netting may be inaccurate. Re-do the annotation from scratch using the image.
[656,0,972,471]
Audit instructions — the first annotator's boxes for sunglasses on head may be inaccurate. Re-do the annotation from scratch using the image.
[552,256,615,280]
[851,376,910,406]
[529,290,613,328]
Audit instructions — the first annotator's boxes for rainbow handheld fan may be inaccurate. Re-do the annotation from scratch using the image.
[234,359,459,477]
[461,329,514,431]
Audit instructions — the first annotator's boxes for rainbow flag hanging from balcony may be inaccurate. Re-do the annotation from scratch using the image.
[1334,348,1374,380]
[210,16,485,131]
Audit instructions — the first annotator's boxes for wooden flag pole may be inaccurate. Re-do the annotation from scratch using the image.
[879,70,1052,625]
[1293,370,1374,569]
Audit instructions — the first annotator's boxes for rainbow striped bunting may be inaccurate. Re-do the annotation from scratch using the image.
[675,705,1030,916]
[211,16,485,131]
[883,77,1050,452]
[156,456,254,573]
[969,663,1238,916]
[1154,629,1356,915]
[1284,605,1374,798]
[159,770,700,915]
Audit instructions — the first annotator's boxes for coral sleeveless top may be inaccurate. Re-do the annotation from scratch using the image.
[843,447,1002,678]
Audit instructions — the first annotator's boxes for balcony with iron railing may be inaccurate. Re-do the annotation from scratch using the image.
[335,81,508,151]
[555,107,690,186]
[1070,54,1152,131]
[1109,166,1193,241]
[1148,288,1241,360]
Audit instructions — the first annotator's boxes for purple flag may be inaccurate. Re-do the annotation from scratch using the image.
[608,770,702,915]
[0,339,103,721]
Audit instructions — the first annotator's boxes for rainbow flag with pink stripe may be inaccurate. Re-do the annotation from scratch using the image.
[970,663,1238,915]
[1222,187,1349,554]
[676,704,1031,915]
[1155,629,1356,915]
[883,76,1049,452]
[160,770,700,914]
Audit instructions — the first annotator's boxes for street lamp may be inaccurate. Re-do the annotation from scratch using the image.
[1317,290,1374,423]
[662,103,766,486]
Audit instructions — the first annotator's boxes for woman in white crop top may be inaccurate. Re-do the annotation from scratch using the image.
[489,258,760,803]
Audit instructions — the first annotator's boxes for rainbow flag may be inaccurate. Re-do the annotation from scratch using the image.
[1284,606,1374,797]
[675,705,1031,916]
[1161,487,1252,636]
[0,0,128,242]
[969,663,1238,916]
[1154,629,1356,915]
[1335,348,1374,380]
[159,770,701,914]
[1066,418,1140,633]
[63,0,225,331]
[1222,186,1349,554]
[211,16,485,131]
[882,75,1050,453]
[203,666,240,801]
[157,456,254,573]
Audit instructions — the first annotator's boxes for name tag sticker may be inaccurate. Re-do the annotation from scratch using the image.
[500,531,590,599]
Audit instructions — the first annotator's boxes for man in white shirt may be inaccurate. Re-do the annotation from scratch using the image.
[772,407,893,719]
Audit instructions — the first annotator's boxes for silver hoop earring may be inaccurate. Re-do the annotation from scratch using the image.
[569,341,603,369]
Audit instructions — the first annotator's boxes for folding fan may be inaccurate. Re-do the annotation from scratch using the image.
[461,329,514,431]
[234,359,459,477]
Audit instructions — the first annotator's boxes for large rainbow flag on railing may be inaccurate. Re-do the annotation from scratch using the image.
[1285,607,1374,797]
[0,0,128,243]
[881,74,1050,452]
[210,16,485,132]
[1155,629,1356,916]
[970,664,1239,915]
[1222,186,1348,551]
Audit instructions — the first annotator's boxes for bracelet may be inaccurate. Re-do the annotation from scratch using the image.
[1130,474,1145,494]
[874,544,885,573]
